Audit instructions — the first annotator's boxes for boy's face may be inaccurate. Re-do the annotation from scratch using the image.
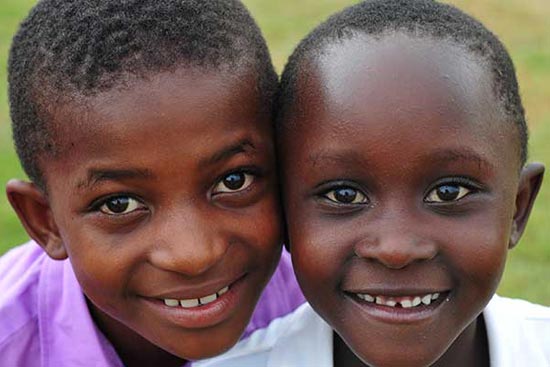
[280,35,538,366]
[37,69,281,360]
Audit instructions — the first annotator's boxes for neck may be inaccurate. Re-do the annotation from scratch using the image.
[86,298,187,367]
[333,332,367,367]
[432,315,490,367]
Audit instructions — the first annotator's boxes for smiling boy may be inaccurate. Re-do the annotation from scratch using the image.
[0,1,304,366]
[269,0,549,366]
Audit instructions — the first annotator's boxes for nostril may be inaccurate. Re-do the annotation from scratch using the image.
[149,239,229,276]
[354,236,437,269]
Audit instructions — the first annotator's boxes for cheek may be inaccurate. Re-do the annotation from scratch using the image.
[444,210,512,295]
[244,194,282,249]
[58,223,137,311]
[289,214,350,303]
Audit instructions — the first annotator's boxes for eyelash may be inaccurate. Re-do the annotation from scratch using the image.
[316,177,482,208]
[211,168,259,196]
[89,194,147,216]
[424,177,482,204]
[317,181,369,207]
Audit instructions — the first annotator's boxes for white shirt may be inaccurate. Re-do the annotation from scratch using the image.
[195,295,550,367]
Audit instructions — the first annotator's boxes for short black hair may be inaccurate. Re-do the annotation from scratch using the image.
[9,0,277,189]
[277,0,528,165]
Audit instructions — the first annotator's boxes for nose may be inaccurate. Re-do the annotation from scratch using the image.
[149,209,229,277]
[354,228,437,269]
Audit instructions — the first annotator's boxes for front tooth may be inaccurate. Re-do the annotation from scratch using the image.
[422,295,432,305]
[217,286,229,296]
[376,296,384,305]
[386,300,397,307]
[164,299,180,307]
[412,297,421,307]
[200,293,217,305]
[431,293,440,300]
[401,299,413,308]
[364,294,375,302]
[180,298,200,308]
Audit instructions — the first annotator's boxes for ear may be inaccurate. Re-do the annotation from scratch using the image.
[509,163,545,249]
[6,179,67,260]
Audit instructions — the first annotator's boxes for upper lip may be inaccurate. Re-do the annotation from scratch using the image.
[148,272,246,300]
[343,287,450,297]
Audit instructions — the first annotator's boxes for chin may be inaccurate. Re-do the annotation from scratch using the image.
[351,342,447,367]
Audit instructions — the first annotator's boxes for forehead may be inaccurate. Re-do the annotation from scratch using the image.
[51,67,265,149]
[41,68,270,186]
[285,33,520,167]
[313,33,500,125]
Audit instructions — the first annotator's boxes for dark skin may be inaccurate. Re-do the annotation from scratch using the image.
[280,33,544,367]
[7,68,282,367]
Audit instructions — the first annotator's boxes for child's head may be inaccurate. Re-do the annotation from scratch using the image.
[7,0,281,363]
[277,0,544,366]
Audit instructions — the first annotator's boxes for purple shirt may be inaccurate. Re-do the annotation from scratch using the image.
[0,242,304,366]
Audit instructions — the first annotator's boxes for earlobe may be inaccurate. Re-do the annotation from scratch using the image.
[509,163,545,249]
[6,179,67,260]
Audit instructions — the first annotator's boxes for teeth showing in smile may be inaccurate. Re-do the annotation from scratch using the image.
[357,292,440,308]
[163,286,229,309]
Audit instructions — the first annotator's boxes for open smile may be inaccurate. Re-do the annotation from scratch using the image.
[356,292,441,308]
[162,285,229,308]
[142,273,248,329]
[346,290,451,323]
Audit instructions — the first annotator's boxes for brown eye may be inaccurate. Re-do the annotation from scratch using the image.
[325,187,367,204]
[212,172,254,194]
[425,184,470,203]
[99,196,145,215]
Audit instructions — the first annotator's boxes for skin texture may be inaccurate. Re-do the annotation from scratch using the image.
[279,33,544,367]
[7,68,282,367]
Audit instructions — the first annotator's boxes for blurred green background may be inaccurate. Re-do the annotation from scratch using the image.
[1,0,548,304]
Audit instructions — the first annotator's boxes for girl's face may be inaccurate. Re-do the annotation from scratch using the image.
[40,68,281,363]
[280,34,530,367]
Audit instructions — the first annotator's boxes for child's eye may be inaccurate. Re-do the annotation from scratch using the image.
[212,172,254,194]
[98,196,146,215]
[425,184,471,203]
[324,187,367,205]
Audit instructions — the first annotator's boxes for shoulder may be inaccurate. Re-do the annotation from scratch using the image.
[0,241,46,324]
[242,249,305,339]
[484,294,550,366]
[0,242,46,365]
[194,302,333,367]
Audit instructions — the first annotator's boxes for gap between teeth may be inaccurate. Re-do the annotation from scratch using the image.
[163,286,229,308]
[357,292,440,308]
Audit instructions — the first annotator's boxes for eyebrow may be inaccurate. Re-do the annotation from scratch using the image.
[308,150,366,167]
[78,168,155,190]
[198,139,257,168]
[426,148,494,171]
[308,148,493,171]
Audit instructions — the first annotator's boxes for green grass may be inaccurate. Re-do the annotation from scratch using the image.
[0,0,549,305]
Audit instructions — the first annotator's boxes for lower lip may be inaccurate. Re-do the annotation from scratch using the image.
[346,292,450,324]
[141,274,248,329]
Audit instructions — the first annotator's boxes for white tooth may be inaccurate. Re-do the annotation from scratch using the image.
[376,296,384,305]
[199,293,217,305]
[364,294,375,302]
[180,298,200,308]
[217,286,229,296]
[386,300,397,307]
[412,297,421,307]
[356,293,365,300]
[164,299,180,307]
[422,295,432,305]
[431,293,440,300]
[401,299,413,308]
